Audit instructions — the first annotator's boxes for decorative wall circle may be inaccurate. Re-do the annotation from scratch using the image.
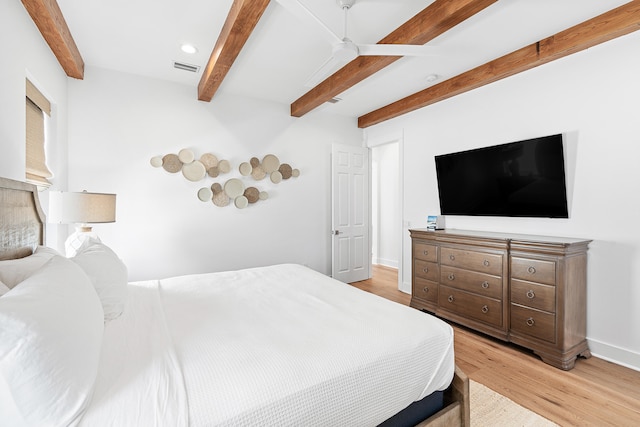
[239,162,252,176]
[182,160,206,181]
[251,165,266,180]
[208,166,219,177]
[213,191,230,207]
[292,168,300,177]
[162,154,182,173]
[197,187,213,202]
[259,191,269,200]
[244,187,259,203]
[178,148,195,164]
[200,153,219,169]
[150,156,163,167]
[224,178,244,198]
[270,170,283,184]
[234,195,249,209]
[211,182,223,193]
[218,159,231,174]
[250,157,260,167]
[262,154,280,173]
[279,163,292,179]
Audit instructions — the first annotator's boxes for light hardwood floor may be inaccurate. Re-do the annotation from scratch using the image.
[351,265,640,426]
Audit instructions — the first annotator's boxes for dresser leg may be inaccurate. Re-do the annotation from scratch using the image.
[579,349,592,359]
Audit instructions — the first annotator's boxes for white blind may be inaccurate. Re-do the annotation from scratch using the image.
[25,79,53,187]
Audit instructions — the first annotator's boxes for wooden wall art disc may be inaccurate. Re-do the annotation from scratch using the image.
[218,159,231,174]
[251,165,266,180]
[259,191,269,200]
[200,153,219,169]
[262,154,280,173]
[224,178,244,198]
[213,191,229,207]
[250,157,260,167]
[270,170,283,184]
[208,166,219,177]
[292,169,300,177]
[244,187,259,203]
[239,162,252,176]
[178,148,195,164]
[211,183,223,193]
[279,163,292,179]
[150,156,163,167]
[234,195,249,209]
[198,187,213,202]
[182,160,206,181]
[162,154,182,173]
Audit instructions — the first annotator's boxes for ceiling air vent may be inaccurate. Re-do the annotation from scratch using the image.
[173,61,200,73]
[327,97,342,104]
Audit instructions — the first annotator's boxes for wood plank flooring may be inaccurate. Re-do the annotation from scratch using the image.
[351,265,640,426]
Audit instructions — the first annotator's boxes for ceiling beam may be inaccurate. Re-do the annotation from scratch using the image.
[21,0,84,79]
[358,0,640,128]
[198,0,271,102]
[290,0,498,117]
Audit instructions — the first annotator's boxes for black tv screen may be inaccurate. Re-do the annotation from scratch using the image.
[435,134,569,218]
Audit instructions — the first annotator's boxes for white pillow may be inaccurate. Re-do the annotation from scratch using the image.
[0,255,104,427]
[0,280,9,297]
[72,239,128,321]
[0,246,61,289]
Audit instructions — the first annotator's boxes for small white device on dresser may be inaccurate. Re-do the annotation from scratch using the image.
[426,215,445,230]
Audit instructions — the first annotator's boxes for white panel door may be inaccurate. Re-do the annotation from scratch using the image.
[331,144,370,283]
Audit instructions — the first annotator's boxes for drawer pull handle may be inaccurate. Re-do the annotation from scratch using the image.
[449,254,455,261]
[423,267,429,274]
[447,295,455,303]
[481,281,489,289]
[526,290,535,299]
[483,259,490,267]
[448,274,455,281]
[423,286,429,293]
[481,305,489,314]
[527,266,536,274]
[423,250,429,256]
[526,317,535,327]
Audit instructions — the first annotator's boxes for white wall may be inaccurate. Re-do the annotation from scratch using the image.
[365,30,640,370]
[371,142,400,269]
[66,67,361,280]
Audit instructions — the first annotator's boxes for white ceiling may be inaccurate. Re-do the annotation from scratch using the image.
[56,0,631,118]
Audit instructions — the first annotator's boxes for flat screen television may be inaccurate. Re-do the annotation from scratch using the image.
[434,134,569,218]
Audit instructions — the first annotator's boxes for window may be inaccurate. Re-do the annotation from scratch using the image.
[25,79,53,187]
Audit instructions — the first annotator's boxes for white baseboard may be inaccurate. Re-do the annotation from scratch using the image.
[588,338,640,372]
[372,258,398,269]
[400,281,411,294]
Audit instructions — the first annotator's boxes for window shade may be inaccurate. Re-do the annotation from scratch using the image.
[25,79,53,187]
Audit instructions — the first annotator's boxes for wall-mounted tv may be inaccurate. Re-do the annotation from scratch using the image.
[435,134,569,218]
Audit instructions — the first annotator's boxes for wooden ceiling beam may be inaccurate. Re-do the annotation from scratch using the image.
[198,0,271,102]
[290,0,498,117]
[358,0,640,128]
[21,0,84,79]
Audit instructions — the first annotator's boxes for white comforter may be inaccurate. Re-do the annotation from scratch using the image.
[81,264,454,426]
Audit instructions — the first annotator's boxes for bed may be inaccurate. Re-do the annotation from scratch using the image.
[0,177,469,427]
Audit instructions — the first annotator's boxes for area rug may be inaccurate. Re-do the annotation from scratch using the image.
[470,380,559,427]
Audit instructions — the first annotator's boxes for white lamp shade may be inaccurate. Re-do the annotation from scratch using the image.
[48,191,116,224]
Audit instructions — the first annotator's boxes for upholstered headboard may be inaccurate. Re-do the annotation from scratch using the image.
[0,177,46,260]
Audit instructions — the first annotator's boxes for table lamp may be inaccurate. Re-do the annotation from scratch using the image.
[48,190,116,257]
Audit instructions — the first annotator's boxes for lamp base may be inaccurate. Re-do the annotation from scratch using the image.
[65,225,101,257]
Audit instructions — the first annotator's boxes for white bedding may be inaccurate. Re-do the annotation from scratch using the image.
[81,264,454,427]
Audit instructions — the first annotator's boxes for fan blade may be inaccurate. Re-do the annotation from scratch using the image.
[304,55,345,88]
[273,0,342,45]
[358,44,445,57]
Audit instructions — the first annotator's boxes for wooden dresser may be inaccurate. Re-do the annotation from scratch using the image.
[410,229,591,370]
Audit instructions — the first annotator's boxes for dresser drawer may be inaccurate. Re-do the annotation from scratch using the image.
[511,279,555,313]
[441,247,503,276]
[439,285,502,327]
[413,277,438,303]
[414,242,437,262]
[511,257,556,285]
[440,265,502,299]
[510,304,556,343]
[415,259,438,282]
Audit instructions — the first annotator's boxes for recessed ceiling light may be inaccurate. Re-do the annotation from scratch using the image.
[425,74,439,83]
[181,44,198,54]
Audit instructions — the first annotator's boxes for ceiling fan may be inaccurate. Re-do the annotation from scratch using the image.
[274,0,443,87]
